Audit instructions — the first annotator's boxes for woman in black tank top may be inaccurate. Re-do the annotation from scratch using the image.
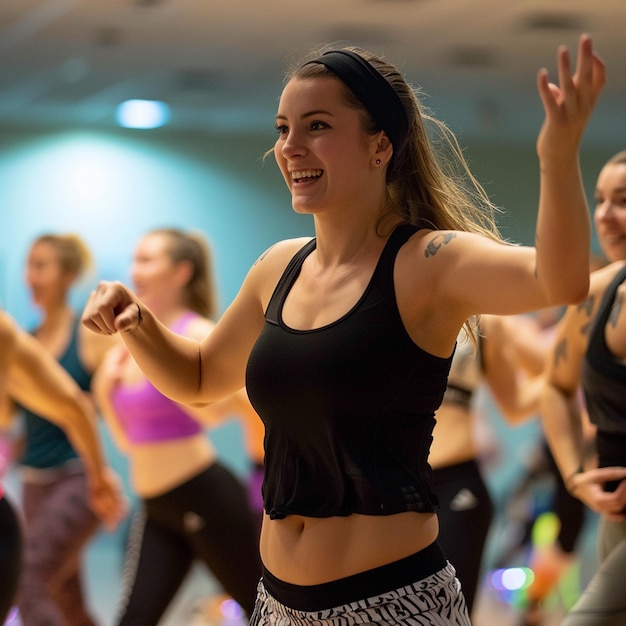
[542,150,626,625]
[81,36,604,626]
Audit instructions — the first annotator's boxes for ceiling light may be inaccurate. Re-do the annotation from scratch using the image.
[115,99,170,129]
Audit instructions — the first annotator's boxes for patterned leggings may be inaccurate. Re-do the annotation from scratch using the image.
[17,468,100,626]
[249,542,471,625]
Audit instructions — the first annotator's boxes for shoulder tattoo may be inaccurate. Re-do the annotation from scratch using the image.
[253,244,276,266]
[424,232,457,258]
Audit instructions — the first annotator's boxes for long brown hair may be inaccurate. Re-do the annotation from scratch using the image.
[287,46,504,241]
[150,228,218,318]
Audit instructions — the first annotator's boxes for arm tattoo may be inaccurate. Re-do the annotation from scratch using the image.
[576,295,595,337]
[424,232,457,258]
[577,294,594,317]
[554,338,568,368]
[609,292,623,328]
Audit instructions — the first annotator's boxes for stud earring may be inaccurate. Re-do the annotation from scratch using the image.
[375,159,381,165]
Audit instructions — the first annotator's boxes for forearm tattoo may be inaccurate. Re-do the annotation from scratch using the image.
[424,232,457,258]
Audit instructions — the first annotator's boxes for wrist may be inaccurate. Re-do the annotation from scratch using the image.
[86,465,108,488]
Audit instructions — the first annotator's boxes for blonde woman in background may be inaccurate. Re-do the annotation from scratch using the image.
[0,308,125,625]
[541,150,626,625]
[14,233,118,626]
[93,228,261,625]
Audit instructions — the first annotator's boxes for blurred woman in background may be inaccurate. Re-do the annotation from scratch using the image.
[93,228,261,625]
[0,309,125,624]
[15,233,118,625]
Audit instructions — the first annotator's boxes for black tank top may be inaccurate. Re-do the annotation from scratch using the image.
[582,264,626,471]
[246,224,454,520]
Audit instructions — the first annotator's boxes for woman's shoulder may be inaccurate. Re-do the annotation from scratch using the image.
[555,261,626,348]
[256,237,314,264]
[0,309,17,341]
[246,236,314,282]
[589,260,626,295]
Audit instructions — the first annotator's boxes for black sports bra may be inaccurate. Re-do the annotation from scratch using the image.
[582,264,626,471]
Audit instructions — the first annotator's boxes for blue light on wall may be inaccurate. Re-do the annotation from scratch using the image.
[115,99,170,129]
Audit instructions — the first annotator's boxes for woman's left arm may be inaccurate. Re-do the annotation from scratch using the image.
[533,34,605,304]
[421,35,605,324]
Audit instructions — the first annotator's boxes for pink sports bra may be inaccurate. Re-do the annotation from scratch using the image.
[110,312,203,445]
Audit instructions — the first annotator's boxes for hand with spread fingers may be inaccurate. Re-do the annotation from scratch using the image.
[536,33,606,162]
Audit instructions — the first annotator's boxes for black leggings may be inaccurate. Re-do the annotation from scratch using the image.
[0,494,22,624]
[544,440,586,553]
[432,459,494,616]
[115,462,262,626]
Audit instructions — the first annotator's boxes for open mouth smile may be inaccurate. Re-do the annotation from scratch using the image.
[290,169,322,183]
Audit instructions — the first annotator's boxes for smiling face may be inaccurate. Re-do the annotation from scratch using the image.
[274,76,383,217]
[594,161,626,263]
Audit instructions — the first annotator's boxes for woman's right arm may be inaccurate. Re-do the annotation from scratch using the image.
[82,240,300,407]
[83,275,263,407]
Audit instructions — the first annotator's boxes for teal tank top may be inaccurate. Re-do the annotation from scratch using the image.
[20,317,91,469]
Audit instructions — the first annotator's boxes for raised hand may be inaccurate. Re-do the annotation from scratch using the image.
[536,33,606,160]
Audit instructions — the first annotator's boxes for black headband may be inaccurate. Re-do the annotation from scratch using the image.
[304,50,409,153]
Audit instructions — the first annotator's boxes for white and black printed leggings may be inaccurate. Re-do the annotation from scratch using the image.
[250,541,471,625]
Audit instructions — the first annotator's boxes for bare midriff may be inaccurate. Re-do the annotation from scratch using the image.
[259,510,439,584]
[130,433,216,498]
